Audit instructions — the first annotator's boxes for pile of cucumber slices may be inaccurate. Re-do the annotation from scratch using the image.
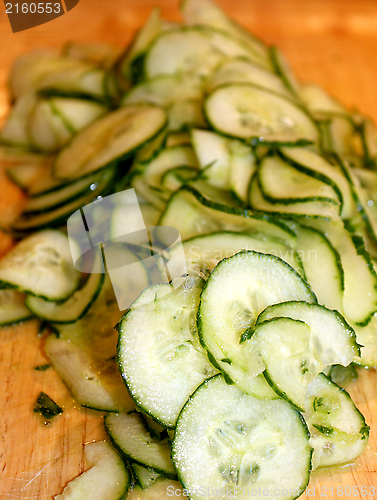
[1,0,377,498]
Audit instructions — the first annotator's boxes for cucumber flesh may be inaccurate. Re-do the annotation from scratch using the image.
[0,230,80,301]
[257,301,359,368]
[172,374,311,500]
[0,290,31,326]
[304,373,369,469]
[205,83,319,144]
[166,231,303,277]
[295,224,344,312]
[54,104,167,180]
[55,440,131,500]
[198,251,316,394]
[45,334,134,413]
[26,249,104,324]
[105,412,177,478]
[118,276,218,428]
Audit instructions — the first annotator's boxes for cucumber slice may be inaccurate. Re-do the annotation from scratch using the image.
[279,146,355,219]
[166,231,303,277]
[353,314,377,367]
[121,74,203,107]
[205,83,319,144]
[4,150,49,191]
[198,251,316,394]
[160,186,296,243]
[22,170,107,214]
[144,27,223,79]
[117,7,163,84]
[172,374,311,500]
[9,51,82,99]
[304,373,369,469]
[165,132,191,148]
[11,166,117,235]
[37,65,113,102]
[361,119,377,168]
[29,97,108,152]
[54,104,167,180]
[252,303,359,411]
[55,440,131,500]
[270,46,300,96]
[299,83,346,114]
[105,412,177,478]
[206,57,292,97]
[307,219,377,326]
[131,145,199,209]
[0,230,80,301]
[180,0,272,70]
[252,318,320,411]
[191,129,256,198]
[0,93,36,147]
[258,155,340,205]
[45,334,134,413]
[295,225,344,312]
[317,112,358,157]
[132,465,160,490]
[118,276,218,428]
[257,301,359,367]
[167,99,207,131]
[134,128,168,165]
[249,174,341,220]
[340,159,377,246]
[26,249,104,323]
[145,27,259,80]
[0,290,32,326]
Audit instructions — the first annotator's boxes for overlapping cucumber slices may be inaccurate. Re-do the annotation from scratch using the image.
[1,0,377,497]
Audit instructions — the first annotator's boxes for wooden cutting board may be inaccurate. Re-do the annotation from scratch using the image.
[1,1,377,498]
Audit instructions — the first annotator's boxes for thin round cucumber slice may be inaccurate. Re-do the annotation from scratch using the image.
[54,104,167,180]
[145,28,223,79]
[159,186,296,243]
[0,230,80,301]
[205,83,319,144]
[257,301,360,368]
[105,412,177,479]
[258,155,340,205]
[353,314,377,367]
[180,0,272,70]
[252,317,319,411]
[198,251,316,394]
[132,465,160,491]
[0,290,31,326]
[295,224,344,312]
[45,334,135,413]
[206,57,292,97]
[55,440,131,500]
[26,249,104,324]
[172,374,311,500]
[118,276,218,428]
[249,174,341,220]
[166,231,303,277]
[304,373,369,469]
[278,147,354,219]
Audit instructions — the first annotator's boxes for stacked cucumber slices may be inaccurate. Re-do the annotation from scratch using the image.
[0,0,376,498]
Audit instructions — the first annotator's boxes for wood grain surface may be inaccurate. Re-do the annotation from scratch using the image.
[1,1,377,499]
